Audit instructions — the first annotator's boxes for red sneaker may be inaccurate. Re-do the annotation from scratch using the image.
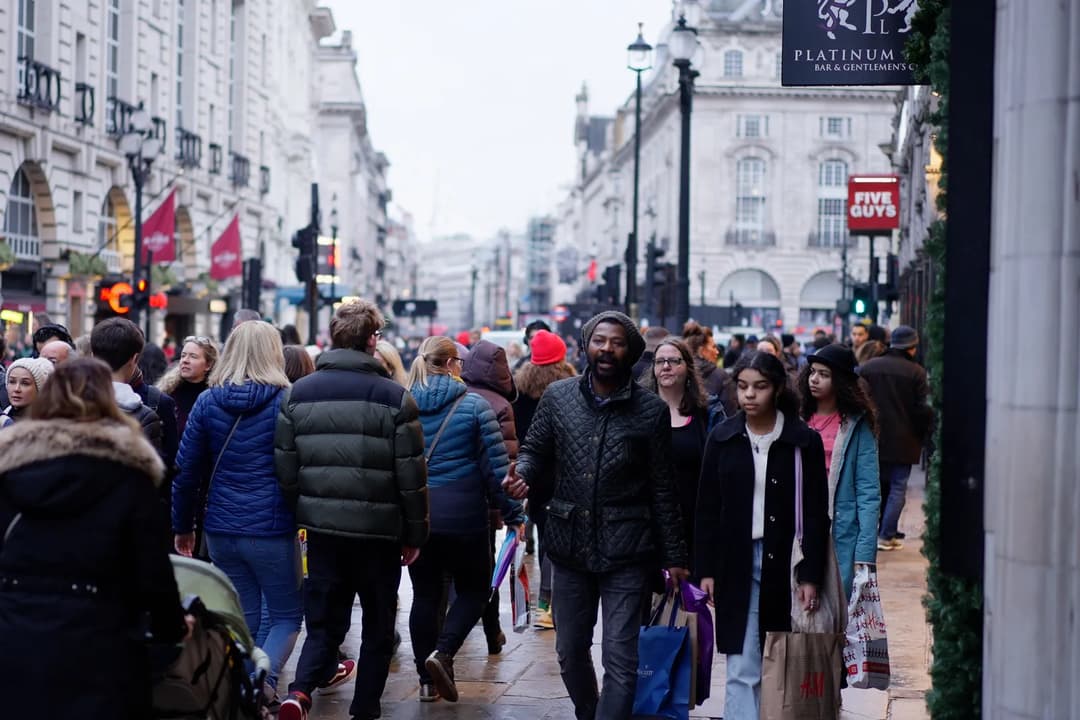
[278,692,310,720]
[316,659,357,695]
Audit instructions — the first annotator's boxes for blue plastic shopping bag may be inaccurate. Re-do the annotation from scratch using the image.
[633,591,692,719]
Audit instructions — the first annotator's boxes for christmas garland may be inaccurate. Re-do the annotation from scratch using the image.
[906,4,984,718]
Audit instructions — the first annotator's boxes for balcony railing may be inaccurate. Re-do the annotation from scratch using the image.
[807,231,852,249]
[7,235,41,260]
[16,57,62,113]
[105,96,137,137]
[99,248,122,274]
[259,165,270,194]
[74,82,95,125]
[152,116,167,142]
[725,228,777,248]
[175,127,202,168]
[229,153,251,187]
[208,143,223,174]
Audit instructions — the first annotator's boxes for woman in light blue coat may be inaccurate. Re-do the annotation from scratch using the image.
[798,344,881,598]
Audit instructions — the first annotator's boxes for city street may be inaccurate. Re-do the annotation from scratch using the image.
[281,469,932,719]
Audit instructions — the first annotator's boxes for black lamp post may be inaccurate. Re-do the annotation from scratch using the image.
[119,104,161,334]
[626,24,653,320]
[671,2,700,328]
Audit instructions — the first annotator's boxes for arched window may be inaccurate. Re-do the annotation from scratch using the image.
[799,270,842,325]
[724,50,743,78]
[718,268,782,328]
[815,159,848,247]
[733,157,767,245]
[3,168,39,259]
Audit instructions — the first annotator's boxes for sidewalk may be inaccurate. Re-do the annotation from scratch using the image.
[281,469,932,719]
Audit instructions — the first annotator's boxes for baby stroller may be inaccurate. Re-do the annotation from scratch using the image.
[152,556,271,719]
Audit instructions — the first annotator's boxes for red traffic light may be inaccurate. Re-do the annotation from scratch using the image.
[149,292,168,310]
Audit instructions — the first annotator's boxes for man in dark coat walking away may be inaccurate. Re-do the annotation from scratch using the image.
[506,310,689,720]
[461,339,519,653]
[858,325,933,550]
[275,300,428,720]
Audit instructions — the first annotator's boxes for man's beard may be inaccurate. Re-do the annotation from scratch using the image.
[589,352,628,381]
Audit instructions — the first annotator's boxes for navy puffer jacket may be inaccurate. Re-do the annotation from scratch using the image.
[172,381,294,536]
[410,374,523,535]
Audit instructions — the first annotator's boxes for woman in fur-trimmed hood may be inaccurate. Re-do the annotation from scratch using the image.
[0,358,186,719]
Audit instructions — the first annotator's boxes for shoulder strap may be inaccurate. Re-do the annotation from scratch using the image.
[425,395,467,462]
[146,385,162,414]
[794,446,804,542]
[207,413,244,497]
[1,512,22,551]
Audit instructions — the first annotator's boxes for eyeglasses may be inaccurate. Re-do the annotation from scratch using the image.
[374,329,383,339]
[654,357,685,367]
[449,356,463,364]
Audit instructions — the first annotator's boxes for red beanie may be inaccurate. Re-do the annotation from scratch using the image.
[529,330,566,366]
[455,330,472,346]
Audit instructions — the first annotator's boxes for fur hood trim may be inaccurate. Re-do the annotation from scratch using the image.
[0,419,165,485]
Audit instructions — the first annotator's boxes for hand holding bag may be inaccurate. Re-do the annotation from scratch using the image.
[760,447,845,720]
[843,564,890,689]
[633,589,692,720]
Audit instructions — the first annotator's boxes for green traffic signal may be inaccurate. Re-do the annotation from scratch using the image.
[854,298,867,315]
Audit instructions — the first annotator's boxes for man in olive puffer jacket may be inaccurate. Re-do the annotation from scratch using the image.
[275,299,428,720]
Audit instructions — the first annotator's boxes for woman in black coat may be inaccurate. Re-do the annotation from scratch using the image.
[695,352,830,720]
[0,358,187,719]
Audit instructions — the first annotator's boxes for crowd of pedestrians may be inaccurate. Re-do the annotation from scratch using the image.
[0,303,931,720]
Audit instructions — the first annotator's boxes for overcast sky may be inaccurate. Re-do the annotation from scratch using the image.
[324,1,674,242]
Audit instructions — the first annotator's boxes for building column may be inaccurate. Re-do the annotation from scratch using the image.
[984,0,1080,716]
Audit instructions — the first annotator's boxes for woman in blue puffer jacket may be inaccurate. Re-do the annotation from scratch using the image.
[172,321,301,697]
[406,335,525,704]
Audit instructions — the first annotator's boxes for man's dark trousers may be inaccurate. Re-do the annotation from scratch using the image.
[551,560,651,720]
[288,533,401,720]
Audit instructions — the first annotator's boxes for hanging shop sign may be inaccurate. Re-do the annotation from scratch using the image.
[782,0,924,86]
[847,175,900,232]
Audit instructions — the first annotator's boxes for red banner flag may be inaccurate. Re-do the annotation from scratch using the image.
[140,190,176,264]
[210,215,242,280]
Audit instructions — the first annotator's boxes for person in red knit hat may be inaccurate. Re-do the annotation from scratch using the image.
[527,330,567,367]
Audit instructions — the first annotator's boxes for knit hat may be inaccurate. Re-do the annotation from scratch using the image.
[890,325,919,350]
[807,343,857,377]
[781,333,795,348]
[8,357,55,392]
[529,330,566,366]
[581,311,646,365]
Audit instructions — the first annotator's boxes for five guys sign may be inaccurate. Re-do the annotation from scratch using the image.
[847,175,900,232]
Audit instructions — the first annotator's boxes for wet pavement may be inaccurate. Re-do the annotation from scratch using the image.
[281,469,932,719]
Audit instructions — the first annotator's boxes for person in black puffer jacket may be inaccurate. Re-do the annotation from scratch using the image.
[507,311,689,720]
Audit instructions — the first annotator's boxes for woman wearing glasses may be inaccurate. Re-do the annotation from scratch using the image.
[639,338,710,561]
[405,336,524,704]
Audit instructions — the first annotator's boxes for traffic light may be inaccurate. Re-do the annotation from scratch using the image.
[292,225,317,283]
[851,282,871,317]
[130,278,150,312]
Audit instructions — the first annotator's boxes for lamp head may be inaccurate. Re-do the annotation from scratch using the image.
[627,23,653,72]
[669,16,698,63]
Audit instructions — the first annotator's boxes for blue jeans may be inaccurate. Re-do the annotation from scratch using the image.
[725,539,763,720]
[879,464,913,540]
[206,532,303,689]
[551,560,650,720]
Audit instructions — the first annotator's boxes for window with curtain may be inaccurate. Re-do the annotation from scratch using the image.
[4,169,40,259]
[734,157,766,244]
[815,159,848,247]
[17,0,36,89]
[106,0,120,99]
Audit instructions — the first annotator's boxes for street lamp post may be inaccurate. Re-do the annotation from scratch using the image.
[119,105,162,334]
[670,3,700,329]
[626,24,653,321]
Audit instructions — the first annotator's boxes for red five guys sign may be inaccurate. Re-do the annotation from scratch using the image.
[847,175,900,232]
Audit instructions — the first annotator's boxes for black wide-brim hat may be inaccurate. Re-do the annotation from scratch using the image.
[808,343,858,377]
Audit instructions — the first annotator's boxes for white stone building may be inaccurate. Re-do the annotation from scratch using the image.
[554,0,897,333]
[0,0,394,344]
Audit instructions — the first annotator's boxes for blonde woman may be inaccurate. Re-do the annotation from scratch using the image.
[158,335,220,438]
[171,321,301,699]
[374,339,408,385]
[406,336,524,703]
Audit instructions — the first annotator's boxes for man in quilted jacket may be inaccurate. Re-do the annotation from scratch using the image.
[275,299,428,720]
[507,310,689,720]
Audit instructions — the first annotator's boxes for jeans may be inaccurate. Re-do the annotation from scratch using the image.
[551,560,650,720]
[288,534,401,720]
[725,539,763,720]
[879,463,913,540]
[205,532,303,690]
[409,532,491,682]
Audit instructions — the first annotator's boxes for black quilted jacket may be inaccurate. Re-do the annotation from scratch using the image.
[516,372,689,573]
